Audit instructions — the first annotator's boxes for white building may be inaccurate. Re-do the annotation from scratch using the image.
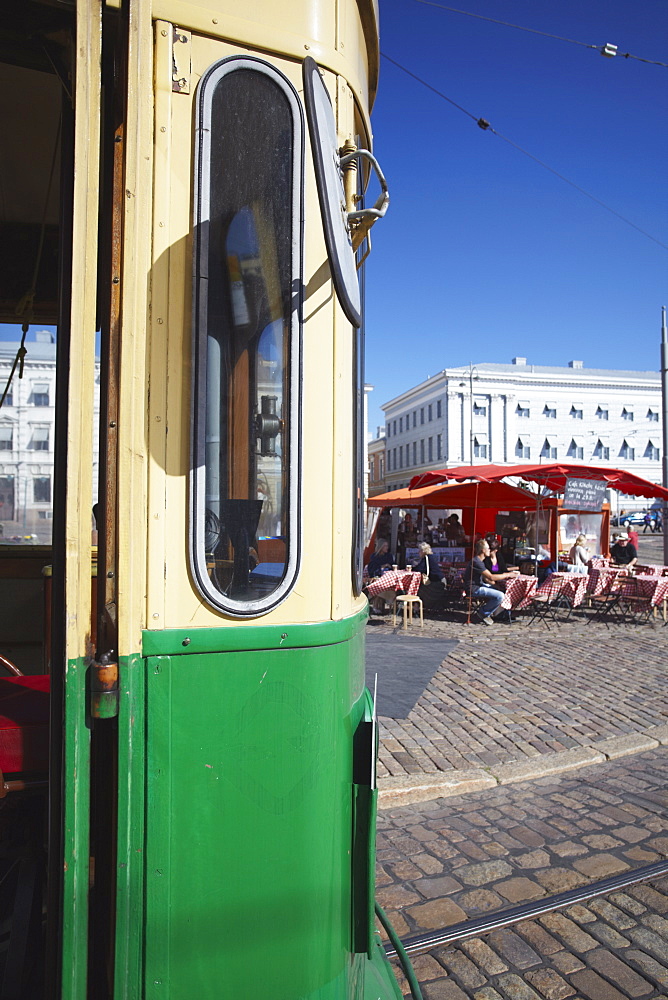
[0,330,100,541]
[382,358,663,508]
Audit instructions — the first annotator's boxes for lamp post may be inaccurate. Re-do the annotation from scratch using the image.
[459,363,479,466]
[661,307,668,564]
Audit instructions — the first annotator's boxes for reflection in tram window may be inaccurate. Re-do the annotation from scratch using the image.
[192,59,302,615]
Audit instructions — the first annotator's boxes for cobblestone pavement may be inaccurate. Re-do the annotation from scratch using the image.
[376,750,668,999]
[372,610,668,799]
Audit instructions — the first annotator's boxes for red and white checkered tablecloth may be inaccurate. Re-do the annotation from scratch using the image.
[634,565,664,576]
[586,567,628,597]
[366,570,422,598]
[535,573,588,608]
[618,575,668,607]
[589,557,610,569]
[501,574,537,610]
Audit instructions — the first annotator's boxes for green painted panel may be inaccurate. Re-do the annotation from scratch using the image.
[144,636,370,999]
[61,656,91,1000]
[141,605,369,658]
[114,653,147,1000]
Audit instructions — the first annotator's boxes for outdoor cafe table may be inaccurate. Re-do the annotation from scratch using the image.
[587,566,629,597]
[617,574,668,616]
[501,574,537,610]
[535,572,589,608]
[634,564,664,576]
[366,569,422,599]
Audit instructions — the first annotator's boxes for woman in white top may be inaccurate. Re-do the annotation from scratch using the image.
[568,534,590,573]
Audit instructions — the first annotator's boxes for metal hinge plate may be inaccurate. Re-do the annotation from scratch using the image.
[172,26,191,94]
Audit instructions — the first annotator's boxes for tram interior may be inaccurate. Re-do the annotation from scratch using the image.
[0,4,75,994]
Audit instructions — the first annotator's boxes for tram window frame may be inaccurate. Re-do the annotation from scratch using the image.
[191,56,304,617]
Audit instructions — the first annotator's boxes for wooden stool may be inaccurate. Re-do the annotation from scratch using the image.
[393,594,424,630]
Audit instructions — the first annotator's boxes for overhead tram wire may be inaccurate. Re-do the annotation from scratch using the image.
[380,52,668,253]
[409,0,668,68]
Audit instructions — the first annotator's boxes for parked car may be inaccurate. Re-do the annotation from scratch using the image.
[614,510,663,530]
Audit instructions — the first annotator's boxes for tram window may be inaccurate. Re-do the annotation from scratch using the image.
[192,58,303,615]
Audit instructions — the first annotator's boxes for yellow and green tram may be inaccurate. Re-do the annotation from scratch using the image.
[0,0,402,997]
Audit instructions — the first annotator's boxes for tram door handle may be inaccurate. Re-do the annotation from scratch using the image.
[90,653,119,719]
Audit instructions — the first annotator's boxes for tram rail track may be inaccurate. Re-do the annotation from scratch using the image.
[384,858,668,958]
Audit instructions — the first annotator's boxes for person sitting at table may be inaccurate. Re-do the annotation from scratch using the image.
[366,538,394,578]
[412,541,446,609]
[483,535,509,585]
[445,513,465,543]
[567,534,590,574]
[610,532,638,569]
[464,539,518,624]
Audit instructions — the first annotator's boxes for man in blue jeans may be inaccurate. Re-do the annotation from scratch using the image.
[465,538,518,625]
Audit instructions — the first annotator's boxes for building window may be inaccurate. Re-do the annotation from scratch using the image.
[515,437,530,459]
[379,458,384,478]
[0,426,13,451]
[427,404,432,422]
[645,441,660,461]
[648,409,659,422]
[619,440,635,460]
[436,433,442,460]
[420,408,424,425]
[399,417,403,433]
[393,448,397,469]
[31,384,49,406]
[412,441,417,465]
[473,437,487,459]
[420,439,425,462]
[399,445,403,469]
[596,406,608,420]
[543,405,556,419]
[570,406,583,420]
[516,405,529,418]
[393,420,397,435]
[413,411,417,428]
[541,439,557,459]
[593,440,610,460]
[622,408,634,421]
[568,439,584,460]
[428,437,433,461]
[2,392,12,407]
[33,476,51,503]
[29,427,49,451]
[473,402,487,417]
[436,400,442,418]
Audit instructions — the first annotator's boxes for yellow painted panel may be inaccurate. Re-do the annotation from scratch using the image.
[147,33,371,630]
[66,0,101,658]
[115,0,154,654]
[151,0,374,129]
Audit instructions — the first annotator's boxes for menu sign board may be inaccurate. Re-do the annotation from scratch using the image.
[563,477,607,511]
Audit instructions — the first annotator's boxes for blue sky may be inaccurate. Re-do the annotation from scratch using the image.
[364,0,667,433]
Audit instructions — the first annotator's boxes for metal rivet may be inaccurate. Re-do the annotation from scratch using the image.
[182,638,191,646]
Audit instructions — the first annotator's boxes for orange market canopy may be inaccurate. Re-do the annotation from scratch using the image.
[408,462,668,501]
[367,480,559,511]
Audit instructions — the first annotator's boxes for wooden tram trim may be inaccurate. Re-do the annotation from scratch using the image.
[385,859,668,959]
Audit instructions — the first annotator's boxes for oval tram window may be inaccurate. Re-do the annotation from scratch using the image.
[191,58,303,616]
